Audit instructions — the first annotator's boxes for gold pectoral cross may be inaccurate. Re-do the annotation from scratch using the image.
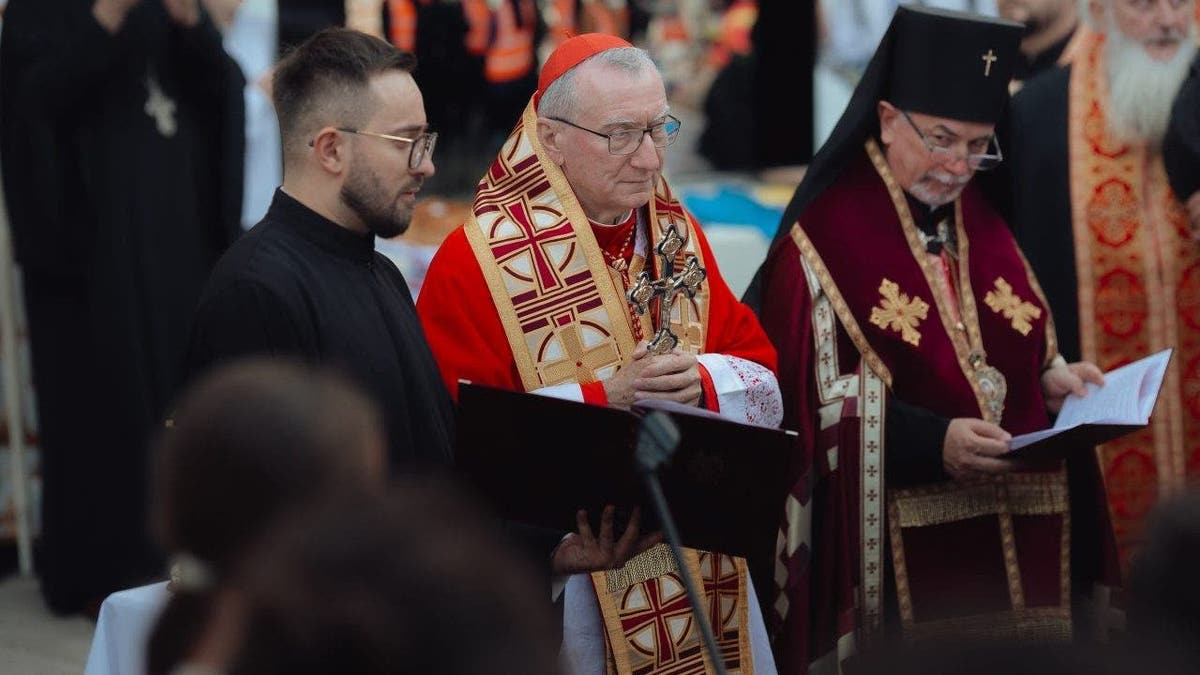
[626,224,706,354]
[982,49,997,77]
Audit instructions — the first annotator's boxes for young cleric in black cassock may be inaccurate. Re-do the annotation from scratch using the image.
[0,0,244,614]
[183,189,455,471]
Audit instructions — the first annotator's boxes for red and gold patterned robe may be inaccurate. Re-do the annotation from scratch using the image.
[1011,28,1199,570]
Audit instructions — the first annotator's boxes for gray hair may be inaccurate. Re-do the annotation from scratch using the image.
[537,47,659,120]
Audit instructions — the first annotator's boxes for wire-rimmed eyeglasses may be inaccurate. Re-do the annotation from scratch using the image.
[336,127,438,170]
[899,111,1002,171]
[547,115,682,155]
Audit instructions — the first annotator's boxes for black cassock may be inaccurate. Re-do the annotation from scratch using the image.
[0,1,244,612]
[992,65,1117,593]
[184,191,455,471]
[1164,54,1200,202]
[995,66,1085,361]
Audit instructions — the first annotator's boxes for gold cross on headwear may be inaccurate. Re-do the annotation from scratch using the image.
[982,49,997,77]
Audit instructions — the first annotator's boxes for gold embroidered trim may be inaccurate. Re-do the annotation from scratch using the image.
[891,473,1069,528]
[902,607,1073,644]
[790,224,894,387]
[996,480,1026,610]
[865,139,992,421]
[802,254,856,404]
[984,277,1043,336]
[887,492,915,625]
[600,542,679,593]
[1014,245,1062,368]
[868,278,930,346]
[464,102,636,391]
[734,556,754,674]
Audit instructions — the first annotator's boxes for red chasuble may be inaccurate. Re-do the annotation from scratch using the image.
[758,140,1102,672]
[418,101,777,675]
[1067,31,1200,567]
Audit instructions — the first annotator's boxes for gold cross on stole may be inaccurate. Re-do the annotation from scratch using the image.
[538,323,620,384]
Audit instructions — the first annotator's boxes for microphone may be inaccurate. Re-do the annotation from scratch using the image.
[634,411,728,675]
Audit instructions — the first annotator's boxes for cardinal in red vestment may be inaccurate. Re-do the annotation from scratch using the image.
[418,33,782,675]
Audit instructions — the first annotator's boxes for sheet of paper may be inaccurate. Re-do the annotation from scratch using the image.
[1053,349,1171,429]
[1007,349,1172,451]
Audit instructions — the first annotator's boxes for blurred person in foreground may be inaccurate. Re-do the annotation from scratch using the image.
[1006,0,1198,563]
[1126,490,1200,668]
[0,0,245,614]
[749,6,1118,671]
[84,357,387,675]
[203,484,562,675]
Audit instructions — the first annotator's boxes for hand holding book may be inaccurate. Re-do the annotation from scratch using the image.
[1041,360,1106,415]
[1006,349,1173,459]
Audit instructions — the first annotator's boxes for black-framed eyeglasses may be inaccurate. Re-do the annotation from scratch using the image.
[547,115,681,155]
[336,127,438,170]
[899,111,1003,171]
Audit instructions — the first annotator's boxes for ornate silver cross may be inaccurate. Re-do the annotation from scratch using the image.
[627,224,706,354]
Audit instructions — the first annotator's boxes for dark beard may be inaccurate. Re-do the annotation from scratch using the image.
[340,183,410,239]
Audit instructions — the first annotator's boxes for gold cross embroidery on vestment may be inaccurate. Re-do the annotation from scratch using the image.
[983,277,1041,336]
[869,278,930,347]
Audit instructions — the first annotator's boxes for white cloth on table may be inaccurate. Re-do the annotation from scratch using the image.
[559,571,777,675]
[84,581,170,675]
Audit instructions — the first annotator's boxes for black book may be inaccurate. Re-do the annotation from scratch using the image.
[453,381,797,565]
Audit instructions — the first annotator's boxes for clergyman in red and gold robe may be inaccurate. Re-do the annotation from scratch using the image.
[1007,4,1200,566]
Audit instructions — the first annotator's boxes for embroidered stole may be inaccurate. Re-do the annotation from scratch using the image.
[1067,33,1200,567]
[789,141,1072,646]
[464,101,752,674]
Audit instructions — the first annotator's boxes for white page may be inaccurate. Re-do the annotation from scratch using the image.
[1007,349,1173,451]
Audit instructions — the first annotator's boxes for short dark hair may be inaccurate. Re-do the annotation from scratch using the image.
[272,27,416,159]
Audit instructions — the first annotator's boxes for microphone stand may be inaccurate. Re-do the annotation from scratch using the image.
[635,411,728,675]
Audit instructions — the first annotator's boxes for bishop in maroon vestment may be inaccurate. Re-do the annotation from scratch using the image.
[745,6,1121,672]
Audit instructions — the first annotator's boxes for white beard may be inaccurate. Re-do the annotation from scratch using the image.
[1103,20,1196,146]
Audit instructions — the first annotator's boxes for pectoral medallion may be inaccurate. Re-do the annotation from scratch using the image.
[970,349,1007,423]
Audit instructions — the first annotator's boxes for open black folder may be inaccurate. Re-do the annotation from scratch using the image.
[453,381,797,563]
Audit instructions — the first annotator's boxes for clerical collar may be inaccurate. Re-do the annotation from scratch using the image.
[903,191,954,255]
[270,189,376,265]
